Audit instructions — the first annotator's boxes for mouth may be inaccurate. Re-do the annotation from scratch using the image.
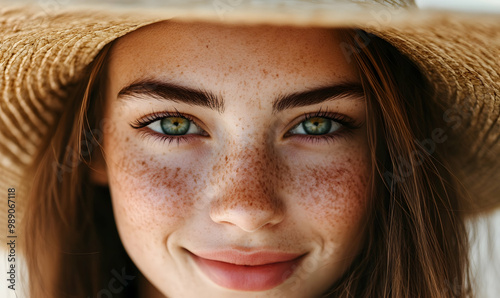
[186,248,307,291]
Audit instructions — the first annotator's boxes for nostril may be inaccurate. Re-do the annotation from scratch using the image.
[209,196,285,233]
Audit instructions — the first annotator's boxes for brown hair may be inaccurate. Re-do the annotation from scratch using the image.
[22,29,472,297]
[324,30,472,297]
[22,42,138,298]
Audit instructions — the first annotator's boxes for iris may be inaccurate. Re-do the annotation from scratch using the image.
[160,117,190,135]
[302,117,332,135]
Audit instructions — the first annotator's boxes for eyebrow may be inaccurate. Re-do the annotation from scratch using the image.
[272,83,364,113]
[118,80,224,113]
[118,80,364,114]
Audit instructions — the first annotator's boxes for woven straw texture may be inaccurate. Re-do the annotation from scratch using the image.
[0,0,499,236]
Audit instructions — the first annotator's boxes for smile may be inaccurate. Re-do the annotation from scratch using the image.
[187,249,307,291]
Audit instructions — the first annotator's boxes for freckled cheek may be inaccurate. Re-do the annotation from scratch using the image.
[105,135,205,235]
[291,158,370,240]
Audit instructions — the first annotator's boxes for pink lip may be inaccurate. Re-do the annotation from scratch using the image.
[187,249,306,291]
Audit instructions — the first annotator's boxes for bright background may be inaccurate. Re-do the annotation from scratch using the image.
[416,0,500,12]
[1,0,499,297]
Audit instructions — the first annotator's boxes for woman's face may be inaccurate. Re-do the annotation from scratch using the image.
[99,21,371,298]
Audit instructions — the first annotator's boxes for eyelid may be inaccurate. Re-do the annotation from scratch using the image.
[130,111,208,133]
[284,111,358,136]
[130,111,210,146]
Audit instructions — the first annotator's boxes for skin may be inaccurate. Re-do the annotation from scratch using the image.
[94,21,371,298]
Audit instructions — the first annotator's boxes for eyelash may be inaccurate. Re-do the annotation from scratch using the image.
[284,110,361,144]
[130,111,206,145]
[130,110,362,145]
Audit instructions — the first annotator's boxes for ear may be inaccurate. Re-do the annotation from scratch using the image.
[89,147,108,185]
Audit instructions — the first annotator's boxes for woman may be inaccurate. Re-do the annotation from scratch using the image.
[1,0,499,297]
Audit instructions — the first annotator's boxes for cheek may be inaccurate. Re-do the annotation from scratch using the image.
[104,134,206,246]
[290,153,371,241]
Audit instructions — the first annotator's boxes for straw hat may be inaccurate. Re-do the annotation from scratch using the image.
[0,0,499,235]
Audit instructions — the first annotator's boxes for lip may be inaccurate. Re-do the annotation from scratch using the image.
[187,249,306,291]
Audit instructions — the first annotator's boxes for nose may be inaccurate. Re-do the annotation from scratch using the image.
[209,145,286,233]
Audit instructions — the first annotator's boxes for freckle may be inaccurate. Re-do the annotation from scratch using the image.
[125,137,129,142]
[173,167,180,179]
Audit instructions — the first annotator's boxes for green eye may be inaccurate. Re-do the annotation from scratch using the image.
[302,117,332,135]
[160,117,190,135]
[145,115,205,136]
[289,116,342,136]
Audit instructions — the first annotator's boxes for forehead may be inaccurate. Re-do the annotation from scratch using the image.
[108,21,358,91]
